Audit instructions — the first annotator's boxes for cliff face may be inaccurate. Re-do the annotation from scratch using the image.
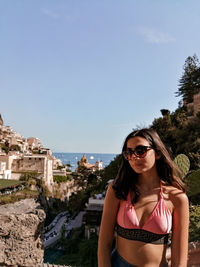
[53,180,81,201]
[0,198,46,267]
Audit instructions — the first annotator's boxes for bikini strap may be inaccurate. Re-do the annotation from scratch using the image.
[127,191,131,203]
[160,181,163,199]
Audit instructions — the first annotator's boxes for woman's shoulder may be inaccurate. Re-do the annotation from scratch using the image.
[106,180,115,190]
[106,181,126,204]
[162,182,188,207]
[105,181,119,199]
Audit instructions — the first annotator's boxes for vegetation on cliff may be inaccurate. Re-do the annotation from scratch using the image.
[0,176,39,205]
[53,175,73,183]
[55,227,98,267]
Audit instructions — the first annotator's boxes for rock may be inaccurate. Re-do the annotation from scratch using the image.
[0,198,46,267]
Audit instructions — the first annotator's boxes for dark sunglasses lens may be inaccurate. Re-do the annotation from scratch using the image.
[123,146,151,159]
[134,146,148,156]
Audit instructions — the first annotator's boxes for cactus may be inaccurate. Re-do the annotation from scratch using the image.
[186,169,200,197]
[174,154,190,178]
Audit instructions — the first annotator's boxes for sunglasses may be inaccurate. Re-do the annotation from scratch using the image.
[123,145,152,160]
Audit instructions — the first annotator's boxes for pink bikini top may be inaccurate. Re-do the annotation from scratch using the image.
[116,183,172,244]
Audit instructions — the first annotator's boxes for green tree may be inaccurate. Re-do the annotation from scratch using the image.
[101,154,121,189]
[170,106,188,128]
[56,165,64,170]
[160,109,170,116]
[68,190,90,214]
[56,228,98,267]
[151,107,200,169]
[176,54,200,104]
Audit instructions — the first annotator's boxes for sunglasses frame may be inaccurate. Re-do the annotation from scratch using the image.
[123,145,152,160]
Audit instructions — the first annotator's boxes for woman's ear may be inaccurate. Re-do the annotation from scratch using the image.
[155,152,161,160]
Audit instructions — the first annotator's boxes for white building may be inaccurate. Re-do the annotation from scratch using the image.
[52,156,63,169]
[0,161,11,179]
[20,140,29,153]
[27,137,42,150]
[95,160,103,170]
[0,155,17,179]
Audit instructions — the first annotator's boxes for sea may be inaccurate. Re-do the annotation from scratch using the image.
[52,152,118,172]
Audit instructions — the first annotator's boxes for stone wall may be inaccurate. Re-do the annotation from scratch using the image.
[167,242,200,267]
[0,198,46,267]
[188,242,200,267]
[12,157,45,173]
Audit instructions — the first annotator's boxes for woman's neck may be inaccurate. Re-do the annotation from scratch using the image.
[137,170,160,190]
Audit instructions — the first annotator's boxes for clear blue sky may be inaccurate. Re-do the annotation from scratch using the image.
[0,0,200,153]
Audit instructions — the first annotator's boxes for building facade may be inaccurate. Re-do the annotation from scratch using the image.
[11,155,54,186]
[83,195,104,239]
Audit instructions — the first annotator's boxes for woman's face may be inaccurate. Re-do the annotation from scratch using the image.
[126,136,159,174]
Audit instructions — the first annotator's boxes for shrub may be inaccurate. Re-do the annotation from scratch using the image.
[19,172,38,181]
[189,205,200,242]
[53,175,68,183]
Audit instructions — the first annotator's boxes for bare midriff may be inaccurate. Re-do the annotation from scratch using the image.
[116,235,168,267]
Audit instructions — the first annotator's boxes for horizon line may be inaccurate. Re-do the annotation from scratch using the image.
[52,151,119,155]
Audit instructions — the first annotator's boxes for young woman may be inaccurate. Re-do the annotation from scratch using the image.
[98,128,189,267]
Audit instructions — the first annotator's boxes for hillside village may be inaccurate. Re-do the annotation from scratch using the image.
[0,114,103,190]
[0,114,63,187]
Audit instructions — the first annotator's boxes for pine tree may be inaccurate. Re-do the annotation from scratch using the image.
[176,54,200,104]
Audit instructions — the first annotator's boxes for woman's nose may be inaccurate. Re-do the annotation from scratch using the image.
[129,154,139,160]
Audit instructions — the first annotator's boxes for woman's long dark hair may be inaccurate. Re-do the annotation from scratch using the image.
[112,128,185,203]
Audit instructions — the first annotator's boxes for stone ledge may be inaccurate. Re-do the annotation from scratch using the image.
[0,198,46,267]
